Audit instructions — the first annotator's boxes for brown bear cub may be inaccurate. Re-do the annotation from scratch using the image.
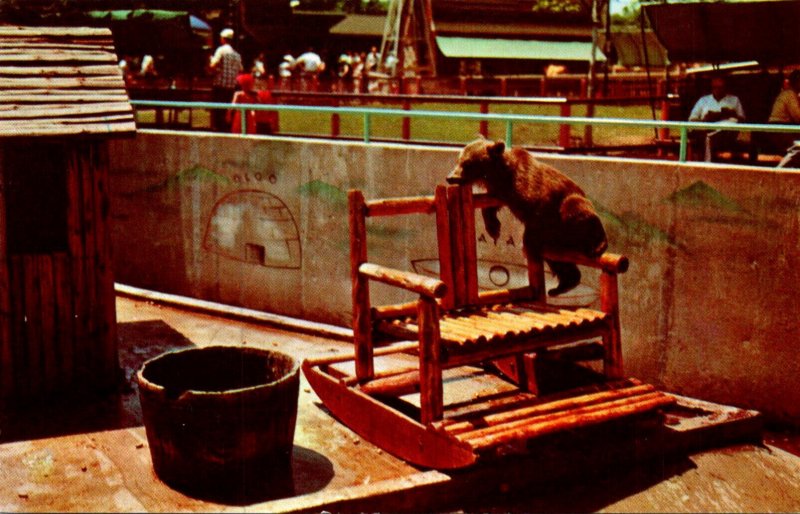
[446,138,608,296]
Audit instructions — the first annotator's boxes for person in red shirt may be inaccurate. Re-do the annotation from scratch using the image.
[230,74,279,135]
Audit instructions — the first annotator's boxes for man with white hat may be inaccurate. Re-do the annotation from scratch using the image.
[209,28,243,131]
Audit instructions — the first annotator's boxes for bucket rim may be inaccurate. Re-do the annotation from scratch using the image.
[136,345,300,398]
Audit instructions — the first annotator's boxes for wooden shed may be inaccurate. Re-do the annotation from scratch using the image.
[0,26,135,403]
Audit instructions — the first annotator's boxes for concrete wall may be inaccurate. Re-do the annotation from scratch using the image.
[108,131,800,424]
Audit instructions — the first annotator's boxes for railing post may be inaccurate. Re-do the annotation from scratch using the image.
[363,112,371,143]
[559,102,571,149]
[479,101,489,138]
[505,120,513,146]
[240,105,247,134]
[402,100,411,140]
[331,112,341,138]
[331,98,341,138]
[459,76,467,96]
[679,126,688,162]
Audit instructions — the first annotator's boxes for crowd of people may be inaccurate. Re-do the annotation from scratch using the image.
[206,28,389,133]
[273,45,384,93]
[332,46,381,93]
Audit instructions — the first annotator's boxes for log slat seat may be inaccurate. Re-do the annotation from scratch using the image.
[380,303,609,348]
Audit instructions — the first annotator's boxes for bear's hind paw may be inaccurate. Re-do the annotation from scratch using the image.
[547,282,579,296]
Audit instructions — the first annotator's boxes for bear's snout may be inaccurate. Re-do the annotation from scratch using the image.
[446,166,465,184]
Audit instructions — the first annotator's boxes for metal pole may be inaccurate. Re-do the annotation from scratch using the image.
[584,0,600,147]
[640,4,659,142]
[679,126,688,162]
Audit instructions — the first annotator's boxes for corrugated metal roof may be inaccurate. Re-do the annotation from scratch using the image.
[329,14,385,37]
[436,36,605,61]
[644,0,800,64]
[0,26,135,138]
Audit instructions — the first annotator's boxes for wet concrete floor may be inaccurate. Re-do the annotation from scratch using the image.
[1,295,799,512]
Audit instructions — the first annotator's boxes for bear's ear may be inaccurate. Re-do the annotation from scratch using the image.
[488,140,505,158]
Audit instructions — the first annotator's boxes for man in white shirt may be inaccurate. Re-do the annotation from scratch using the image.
[293,48,325,91]
[209,28,243,131]
[294,48,323,76]
[688,76,746,161]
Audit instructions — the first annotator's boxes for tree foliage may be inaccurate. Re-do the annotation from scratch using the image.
[530,0,587,15]
[0,0,82,23]
[611,0,643,28]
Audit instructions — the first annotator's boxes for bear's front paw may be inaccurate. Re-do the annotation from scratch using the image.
[481,207,502,243]
[485,218,501,243]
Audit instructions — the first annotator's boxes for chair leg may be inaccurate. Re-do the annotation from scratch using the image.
[601,270,624,380]
[603,332,624,380]
[418,296,443,424]
[515,353,539,394]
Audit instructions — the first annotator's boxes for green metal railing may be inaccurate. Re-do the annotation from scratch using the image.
[130,99,800,163]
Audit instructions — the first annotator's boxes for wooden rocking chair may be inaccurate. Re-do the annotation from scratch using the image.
[303,184,675,469]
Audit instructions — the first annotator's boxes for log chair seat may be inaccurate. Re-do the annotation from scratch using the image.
[380,303,609,349]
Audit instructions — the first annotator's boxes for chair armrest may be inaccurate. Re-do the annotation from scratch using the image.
[359,263,448,298]
[542,250,629,274]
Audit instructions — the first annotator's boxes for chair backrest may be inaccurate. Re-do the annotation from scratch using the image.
[443,184,478,308]
[349,184,547,317]
[443,184,547,309]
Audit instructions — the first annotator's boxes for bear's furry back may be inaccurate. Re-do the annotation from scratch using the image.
[488,147,586,230]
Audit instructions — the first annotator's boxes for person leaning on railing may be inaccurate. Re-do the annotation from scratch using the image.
[687,75,745,162]
[767,70,800,167]
[229,73,279,135]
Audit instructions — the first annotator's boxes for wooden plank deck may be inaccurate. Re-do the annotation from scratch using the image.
[0,295,788,513]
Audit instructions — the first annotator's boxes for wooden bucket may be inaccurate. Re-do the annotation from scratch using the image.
[137,346,300,499]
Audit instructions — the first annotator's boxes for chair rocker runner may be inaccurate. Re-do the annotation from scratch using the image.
[303,183,675,469]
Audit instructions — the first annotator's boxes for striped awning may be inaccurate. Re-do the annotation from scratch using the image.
[436,36,605,62]
[0,26,136,138]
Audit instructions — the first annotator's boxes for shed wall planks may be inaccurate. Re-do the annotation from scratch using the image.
[0,150,10,397]
[1,143,118,402]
